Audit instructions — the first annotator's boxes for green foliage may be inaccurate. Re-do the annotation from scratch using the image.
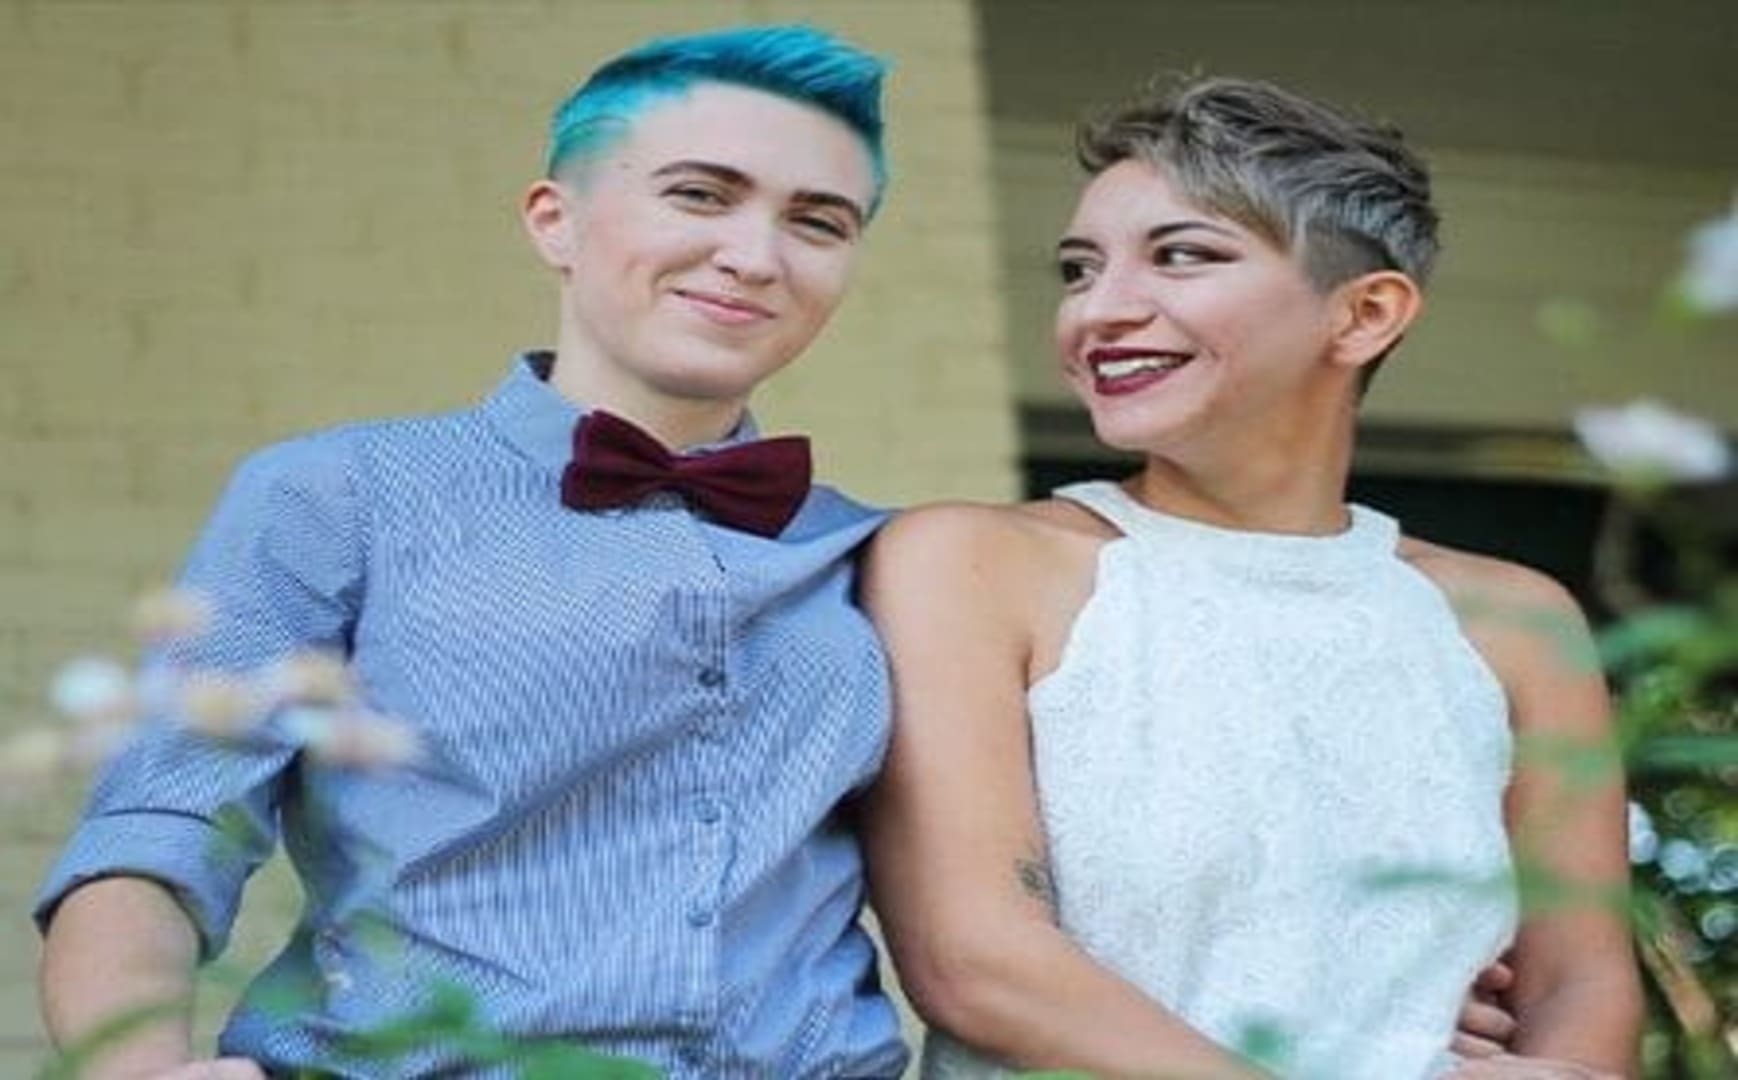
[1605,501,1738,1077]
[329,982,659,1078]
[35,999,190,1080]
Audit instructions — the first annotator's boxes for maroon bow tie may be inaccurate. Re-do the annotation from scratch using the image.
[560,410,811,538]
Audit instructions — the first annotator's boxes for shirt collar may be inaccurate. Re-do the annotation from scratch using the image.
[482,351,763,474]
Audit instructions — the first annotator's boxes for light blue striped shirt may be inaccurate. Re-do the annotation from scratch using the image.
[36,354,908,1078]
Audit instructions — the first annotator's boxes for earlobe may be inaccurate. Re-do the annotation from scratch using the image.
[522,180,578,269]
[1330,271,1422,372]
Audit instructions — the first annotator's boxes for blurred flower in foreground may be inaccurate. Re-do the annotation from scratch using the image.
[1632,801,1662,865]
[178,671,258,739]
[263,649,354,709]
[49,656,135,725]
[24,587,425,785]
[131,586,213,646]
[282,707,422,769]
[1680,208,1738,314]
[1574,399,1732,485]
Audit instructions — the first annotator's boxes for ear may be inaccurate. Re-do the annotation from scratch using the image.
[1327,270,1423,372]
[522,179,579,270]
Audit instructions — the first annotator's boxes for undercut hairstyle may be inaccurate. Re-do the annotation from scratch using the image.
[1077,75,1438,389]
[545,24,889,213]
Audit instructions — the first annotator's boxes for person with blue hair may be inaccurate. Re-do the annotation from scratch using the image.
[546,23,889,207]
[37,24,909,1079]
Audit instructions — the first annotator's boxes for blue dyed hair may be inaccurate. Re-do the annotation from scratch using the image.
[546,25,888,213]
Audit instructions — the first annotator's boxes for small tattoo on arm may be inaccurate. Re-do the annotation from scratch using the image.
[1015,856,1058,916]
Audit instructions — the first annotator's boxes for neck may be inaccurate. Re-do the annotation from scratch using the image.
[547,314,746,451]
[1131,399,1358,535]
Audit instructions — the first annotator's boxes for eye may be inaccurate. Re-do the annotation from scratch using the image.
[791,213,852,243]
[664,183,730,209]
[1153,243,1223,268]
[1056,257,1097,289]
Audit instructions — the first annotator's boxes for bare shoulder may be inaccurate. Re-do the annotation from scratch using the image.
[1399,535,1583,620]
[1399,535,1599,697]
[869,497,1113,578]
[865,498,1115,666]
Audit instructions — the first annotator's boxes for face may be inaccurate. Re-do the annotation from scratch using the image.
[529,82,876,422]
[1053,159,1345,456]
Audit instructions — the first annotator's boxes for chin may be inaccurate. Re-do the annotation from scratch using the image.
[652,377,761,406]
[1091,422,1161,456]
[1080,398,1167,451]
[649,354,789,403]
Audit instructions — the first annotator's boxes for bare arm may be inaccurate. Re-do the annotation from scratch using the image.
[1456,563,1644,1075]
[35,439,360,1079]
[40,876,201,1077]
[861,506,1266,1079]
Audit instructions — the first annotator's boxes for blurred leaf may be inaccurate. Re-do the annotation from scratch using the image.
[34,997,189,1080]
[515,1043,662,1079]
[1602,607,1713,669]
[335,981,481,1062]
[1515,732,1624,788]
[1358,865,1508,900]
[1633,736,1738,774]
[1230,1018,1296,1072]
[209,801,271,863]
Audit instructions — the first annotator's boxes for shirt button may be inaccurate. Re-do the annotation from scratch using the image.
[687,907,715,928]
[697,666,725,688]
[696,799,722,824]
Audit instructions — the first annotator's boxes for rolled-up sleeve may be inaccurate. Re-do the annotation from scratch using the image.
[34,427,367,960]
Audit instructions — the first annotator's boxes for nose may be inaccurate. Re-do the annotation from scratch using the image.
[709,213,781,286]
[1073,261,1156,336]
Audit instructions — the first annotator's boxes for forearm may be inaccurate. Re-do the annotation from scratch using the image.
[1511,971,1643,1077]
[909,923,1268,1079]
[40,876,202,1078]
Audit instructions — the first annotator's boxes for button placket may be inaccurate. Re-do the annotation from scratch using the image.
[675,511,730,1030]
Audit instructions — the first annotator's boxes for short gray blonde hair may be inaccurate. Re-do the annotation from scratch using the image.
[1077,75,1438,292]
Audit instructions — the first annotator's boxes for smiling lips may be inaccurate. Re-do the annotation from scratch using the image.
[1086,346,1193,396]
[674,288,775,327]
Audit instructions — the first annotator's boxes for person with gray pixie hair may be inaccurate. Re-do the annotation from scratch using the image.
[863,74,1640,1079]
[1075,74,1441,395]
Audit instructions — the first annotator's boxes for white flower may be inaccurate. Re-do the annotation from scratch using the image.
[49,656,137,724]
[260,650,354,709]
[1628,801,1659,865]
[177,671,260,739]
[1573,399,1731,483]
[131,586,214,645]
[1680,211,1738,313]
[283,707,422,770]
[1701,903,1738,942]
[1660,838,1711,888]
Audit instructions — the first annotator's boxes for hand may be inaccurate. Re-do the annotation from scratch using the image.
[1452,959,1518,1059]
[147,1060,268,1080]
[1443,1053,1623,1080]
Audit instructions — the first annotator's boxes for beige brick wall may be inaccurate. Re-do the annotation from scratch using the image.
[2,0,1013,1070]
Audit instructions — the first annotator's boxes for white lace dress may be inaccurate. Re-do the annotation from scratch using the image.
[923,481,1518,1080]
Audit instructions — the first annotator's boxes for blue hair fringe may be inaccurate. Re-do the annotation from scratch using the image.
[546,25,888,211]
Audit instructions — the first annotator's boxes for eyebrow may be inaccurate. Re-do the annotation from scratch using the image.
[650,159,866,231]
[1055,219,1240,256]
